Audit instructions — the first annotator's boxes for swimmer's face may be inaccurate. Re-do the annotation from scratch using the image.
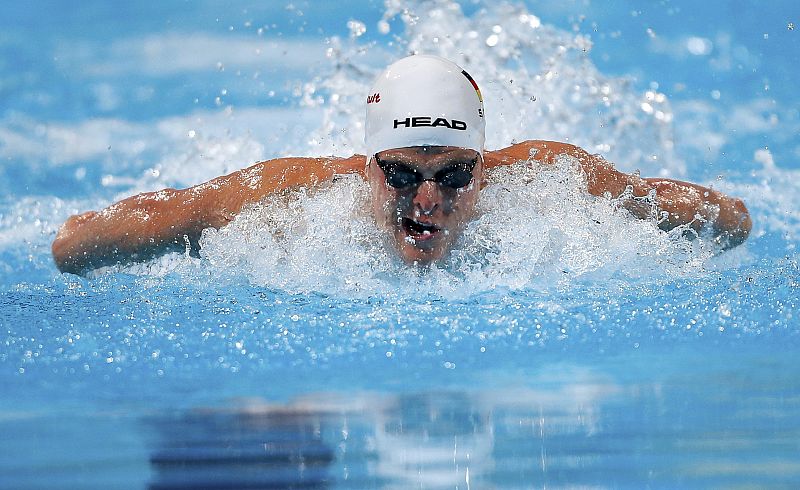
[366,146,483,264]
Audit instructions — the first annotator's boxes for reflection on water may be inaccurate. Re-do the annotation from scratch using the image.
[2,351,798,488]
[373,392,494,488]
[141,357,800,489]
[145,372,619,489]
[147,407,335,489]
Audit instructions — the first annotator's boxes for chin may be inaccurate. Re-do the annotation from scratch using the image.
[399,249,440,265]
[394,233,451,265]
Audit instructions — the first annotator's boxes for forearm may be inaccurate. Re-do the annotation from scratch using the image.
[644,178,752,249]
[588,166,752,249]
[587,164,752,249]
[52,188,210,275]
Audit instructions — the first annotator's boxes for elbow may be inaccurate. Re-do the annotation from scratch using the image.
[53,253,88,276]
[52,233,88,276]
[733,204,753,247]
[51,211,97,275]
[716,198,752,250]
[731,198,752,245]
[52,238,84,275]
[738,200,753,240]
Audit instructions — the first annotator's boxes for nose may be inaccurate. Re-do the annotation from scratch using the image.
[412,180,442,215]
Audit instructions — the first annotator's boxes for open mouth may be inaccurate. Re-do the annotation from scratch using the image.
[402,217,442,241]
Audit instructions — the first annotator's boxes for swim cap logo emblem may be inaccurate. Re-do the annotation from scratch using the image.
[393,117,467,131]
[367,93,381,104]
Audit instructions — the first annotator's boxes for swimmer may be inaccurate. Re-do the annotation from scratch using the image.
[52,55,752,275]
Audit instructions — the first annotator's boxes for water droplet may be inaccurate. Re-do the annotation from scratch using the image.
[485,34,499,47]
[518,14,541,29]
[347,20,366,38]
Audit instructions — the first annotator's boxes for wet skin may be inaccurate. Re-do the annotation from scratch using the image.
[365,146,483,264]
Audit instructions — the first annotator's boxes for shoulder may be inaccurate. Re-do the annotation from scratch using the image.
[484,140,593,168]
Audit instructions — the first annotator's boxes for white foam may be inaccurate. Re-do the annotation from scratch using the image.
[307,0,685,177]
[191,157,724,299]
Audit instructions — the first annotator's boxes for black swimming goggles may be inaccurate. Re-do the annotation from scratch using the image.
[374,154,478,190]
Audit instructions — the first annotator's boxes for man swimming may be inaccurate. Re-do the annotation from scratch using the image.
[52,55,752,275]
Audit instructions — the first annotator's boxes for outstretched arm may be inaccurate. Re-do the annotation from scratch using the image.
[52,155,365,275]
[485,141,752,249]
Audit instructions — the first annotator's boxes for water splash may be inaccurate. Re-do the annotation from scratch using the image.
[194,155,724,298]
[308,0,682,177]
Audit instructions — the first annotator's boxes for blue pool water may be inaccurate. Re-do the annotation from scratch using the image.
[2,1,799,488]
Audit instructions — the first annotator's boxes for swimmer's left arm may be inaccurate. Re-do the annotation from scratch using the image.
[485,140,752,249]
[638,177,752,249]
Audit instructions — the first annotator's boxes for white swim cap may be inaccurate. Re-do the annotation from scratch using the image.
[365,55,485,160]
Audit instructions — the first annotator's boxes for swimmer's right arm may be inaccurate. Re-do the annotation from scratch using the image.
[52,155,366,275]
